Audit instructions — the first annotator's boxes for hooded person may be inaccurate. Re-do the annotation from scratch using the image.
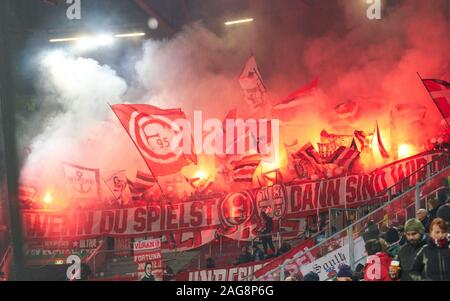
[336,264,353,281]
[384,227,401,257]
[390,218,427,281]
[303,271,320,281]
[410,218,450,281]
[427,197,440,222]
[363,239,393,281]
[363,220,380,242]
[436,198,450,226]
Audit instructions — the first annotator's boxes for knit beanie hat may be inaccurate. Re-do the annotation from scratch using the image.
[404,218,425,235]
[428,197,440,210]
[336,264,353,278]
[384,227,400,244]
[303,272,320,281]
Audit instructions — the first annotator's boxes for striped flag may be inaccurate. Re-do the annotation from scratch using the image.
[229,154,261,182]
[327,146,360,170]
[293,142,324,175]
[354,130,374,152]
[420,78,450,124]
[127,179,146,201]
[135,170,157,188]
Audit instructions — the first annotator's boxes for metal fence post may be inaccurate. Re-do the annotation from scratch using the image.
[280,263,285,281]
[388,188,392,202]
[219,236,223,256]
[415,184,421,213]
[348,226,355,270]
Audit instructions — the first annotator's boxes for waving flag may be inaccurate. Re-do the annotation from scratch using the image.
[229,154,261,182]
[62,163,101,199]
[420,78,450,124]
[111,104,197,176]
[272,78,318,110]
[293,142,324,176]
[354,130,374,152]
[239,55,267,110]
[104,170,127,200]
[135,170,157,188]
[327,146,360,170]
[372,122,390,159]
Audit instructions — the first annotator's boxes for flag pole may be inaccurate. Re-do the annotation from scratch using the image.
[108,104,169,205]
[417,72,450,128]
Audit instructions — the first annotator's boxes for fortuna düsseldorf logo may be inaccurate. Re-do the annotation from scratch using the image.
[255,184,286,221]
[219,191,255,228]
[129,111,183,164]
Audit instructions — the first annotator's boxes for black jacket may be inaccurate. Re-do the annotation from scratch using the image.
[261,215,273,234]
[141,274,155,281]
[410,238,450,281]
[396,236,427,281]
[437,204,450,224]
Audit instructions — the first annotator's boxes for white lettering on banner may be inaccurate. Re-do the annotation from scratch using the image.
[133,239,161,251]
[185,263,265,281]
[365,255,382,280]
[22,152,448,253]
[134,251,162,263]
[300,237,365,281]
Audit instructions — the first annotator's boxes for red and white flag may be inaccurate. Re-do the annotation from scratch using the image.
[135,170,157,188]
[111,104,197,176]
[372,122,390,159]
[335,100,358,120]
[127,179,146,202]
[239,55,267,110]
[272,78,318,110]
[421,78,450,123]
[327,146,360,170]
[293,142,324,176]
[353,130,374,152]
[229,154,261,182]
[104,170,127,200]
[62,163,101,199]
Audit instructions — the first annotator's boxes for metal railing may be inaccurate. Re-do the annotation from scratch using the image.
[0,245,12,280]
[256,161,449,281]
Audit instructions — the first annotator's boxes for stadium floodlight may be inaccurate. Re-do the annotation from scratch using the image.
[224,18,254,26]
[48,32,146,49]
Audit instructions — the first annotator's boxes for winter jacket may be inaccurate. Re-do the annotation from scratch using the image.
[261,215,273,234]
[396,236,427,281]
[364,252,393,281]
[410,237,450,281]
[437,204,450,225]
[387,242,401,258]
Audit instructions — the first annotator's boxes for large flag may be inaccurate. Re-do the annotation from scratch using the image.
[229,154,261,182]
[420,78,450,124]
[111,104,197,176]
[272,78,319,110]
[104,170,127,200]
[62,163,101,199]
[239,55,267,110]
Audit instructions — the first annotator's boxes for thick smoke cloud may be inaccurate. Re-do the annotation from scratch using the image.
[19,0,449,195]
